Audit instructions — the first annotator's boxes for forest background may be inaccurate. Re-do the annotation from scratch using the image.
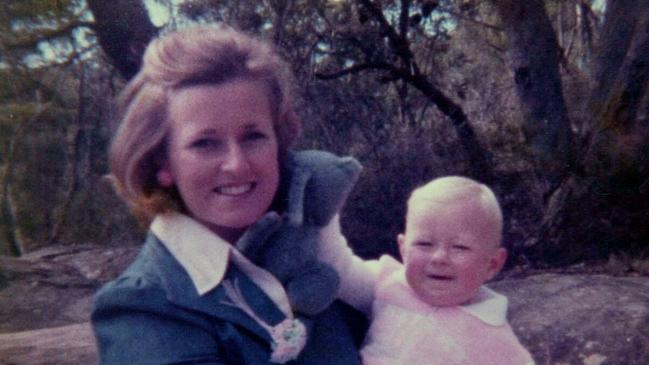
[1,0,648,274]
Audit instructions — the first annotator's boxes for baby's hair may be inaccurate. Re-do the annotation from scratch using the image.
[408,176,503,244]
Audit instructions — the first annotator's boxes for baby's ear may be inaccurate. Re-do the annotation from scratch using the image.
[397,234,406,259]
[487,247,507,279]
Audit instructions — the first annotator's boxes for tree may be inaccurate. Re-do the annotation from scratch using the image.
[78,0,649,266]
[315,0,496,183]
[0,1,142,255]
[494,0,649,264]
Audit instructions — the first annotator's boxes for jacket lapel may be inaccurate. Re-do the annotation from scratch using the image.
[142,235,286,344]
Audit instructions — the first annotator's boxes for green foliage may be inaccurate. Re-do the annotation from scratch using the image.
[1,0,91,68]
[3,0,74,19]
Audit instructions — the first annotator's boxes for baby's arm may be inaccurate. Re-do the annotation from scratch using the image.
[319,215,380,315]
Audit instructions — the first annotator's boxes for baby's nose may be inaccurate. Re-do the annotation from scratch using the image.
[429,246,450,263]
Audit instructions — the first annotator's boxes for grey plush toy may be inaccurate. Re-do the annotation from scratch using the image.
[236,150,362,316]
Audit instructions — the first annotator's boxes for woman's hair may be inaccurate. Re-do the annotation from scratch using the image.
[407,176,503,244]
[109,24,301,222]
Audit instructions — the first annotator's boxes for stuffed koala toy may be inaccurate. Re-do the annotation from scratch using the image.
[236,150,362,316]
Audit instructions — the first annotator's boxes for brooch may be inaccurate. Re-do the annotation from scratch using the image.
[222,280,307,363]
[269,318,307,363]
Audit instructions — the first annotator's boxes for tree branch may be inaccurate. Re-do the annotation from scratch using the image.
[399,0,411,38]
[444,10,503,32]
[315,62,395,80]
[357,0,414,61]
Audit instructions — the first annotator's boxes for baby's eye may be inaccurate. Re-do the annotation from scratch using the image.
[414,241,433,248]
[452,244,470,251]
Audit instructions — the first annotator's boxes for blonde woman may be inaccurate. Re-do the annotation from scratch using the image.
[92,25,367,365]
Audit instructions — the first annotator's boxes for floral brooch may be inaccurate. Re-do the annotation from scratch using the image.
[223,280,308,363]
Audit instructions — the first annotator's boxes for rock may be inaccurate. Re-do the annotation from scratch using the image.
[2,245,648,365]
[0,323,97,365]
[490,273,649,365]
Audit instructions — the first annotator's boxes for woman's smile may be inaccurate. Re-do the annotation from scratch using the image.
[214,183,256,196]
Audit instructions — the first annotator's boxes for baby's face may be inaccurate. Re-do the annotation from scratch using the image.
[399,200,506,307]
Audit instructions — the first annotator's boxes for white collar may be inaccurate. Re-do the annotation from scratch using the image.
[459,286,508,326]
[151,213,230,295]
[150,212,292,317]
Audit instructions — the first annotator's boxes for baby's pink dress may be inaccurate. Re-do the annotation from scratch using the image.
[361,256,535,365]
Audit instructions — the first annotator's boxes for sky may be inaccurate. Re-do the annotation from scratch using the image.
[144,0,172,26]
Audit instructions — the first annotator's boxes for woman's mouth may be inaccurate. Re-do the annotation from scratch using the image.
[214,183,255,196]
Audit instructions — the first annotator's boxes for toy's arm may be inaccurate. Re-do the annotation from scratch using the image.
[235,212,282,263]
[318,215,380,315]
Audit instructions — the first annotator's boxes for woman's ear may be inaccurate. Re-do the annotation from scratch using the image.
[157,167,174,187]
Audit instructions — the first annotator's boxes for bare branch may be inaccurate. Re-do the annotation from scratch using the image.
[315,62,395,80]
[399,0,411,38]
[444,10,503,32]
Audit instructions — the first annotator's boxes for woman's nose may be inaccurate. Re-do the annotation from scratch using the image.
[221,143,250,172]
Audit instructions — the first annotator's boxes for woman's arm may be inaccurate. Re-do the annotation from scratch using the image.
[92,279,225,365]
[319,215,381,315]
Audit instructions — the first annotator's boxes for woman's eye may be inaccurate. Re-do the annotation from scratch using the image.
[190,138,219,149]
[243,131,268,142]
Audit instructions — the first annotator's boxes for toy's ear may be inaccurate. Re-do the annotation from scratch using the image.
[284,150,362,226]
[285,165,312,226]
[303,156,362,225]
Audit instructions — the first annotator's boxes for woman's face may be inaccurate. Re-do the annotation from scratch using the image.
[160,78,280,242]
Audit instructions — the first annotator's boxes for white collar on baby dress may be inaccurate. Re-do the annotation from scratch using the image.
[150,212,293,317]
[459,286,509,326]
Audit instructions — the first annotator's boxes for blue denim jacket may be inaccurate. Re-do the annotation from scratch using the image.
[91,235,367,364]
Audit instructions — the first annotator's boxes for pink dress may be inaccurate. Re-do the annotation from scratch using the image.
[361,256,535,365]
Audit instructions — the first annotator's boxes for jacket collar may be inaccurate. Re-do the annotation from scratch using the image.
[150,213,230,295]
[142,221,286,344]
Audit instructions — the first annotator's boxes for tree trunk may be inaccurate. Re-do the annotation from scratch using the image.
[493,0,574,186]
[1,98,47,256]
[528,1,649,265]
[87,0,158,80]
[588,0,644,116]
[1,160,22,257]
[48,64,88,244]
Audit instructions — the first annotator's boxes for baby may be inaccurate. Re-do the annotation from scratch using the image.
[359,176,534,365]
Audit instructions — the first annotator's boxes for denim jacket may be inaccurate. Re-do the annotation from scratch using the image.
[91,234,367,364]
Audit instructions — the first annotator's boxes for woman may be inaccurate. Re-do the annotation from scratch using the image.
[91,25,369,364]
